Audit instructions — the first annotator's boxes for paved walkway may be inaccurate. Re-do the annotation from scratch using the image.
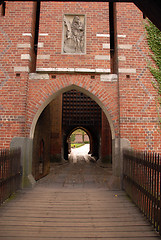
[0,155,160,239]
[69,144,90,163]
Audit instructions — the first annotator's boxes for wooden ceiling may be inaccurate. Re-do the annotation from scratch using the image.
[1,0,161,30]
[62,90,101,127]
[134,0,161,31]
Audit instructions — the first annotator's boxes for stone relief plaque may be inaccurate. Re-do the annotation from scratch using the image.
[63,15,85,54]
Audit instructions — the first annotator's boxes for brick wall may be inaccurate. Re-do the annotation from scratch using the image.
[117,3,161,152]
[0,2,35,147]
[37,2,110,69]
[0,2,160,153]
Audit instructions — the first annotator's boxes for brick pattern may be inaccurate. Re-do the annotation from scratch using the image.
[117,3,161,152]
[0,26,11,88]
[0,2,160,153]
[0,2,34,147]
[37,2,110,70]
[27,73,119,137]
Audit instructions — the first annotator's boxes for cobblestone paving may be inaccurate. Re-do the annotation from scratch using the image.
[37,157,113,189]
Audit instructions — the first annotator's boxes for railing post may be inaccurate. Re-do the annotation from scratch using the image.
[123,149,161,236]
[0,148,21,206]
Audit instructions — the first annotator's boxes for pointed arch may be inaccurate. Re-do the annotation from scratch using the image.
[29,83,116,140]
[67,126,92,154]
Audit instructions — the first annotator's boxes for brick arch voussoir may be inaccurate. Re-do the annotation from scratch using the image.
[28,75,117,139]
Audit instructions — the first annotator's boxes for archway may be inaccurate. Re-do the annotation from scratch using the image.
[68,127,92,156]
[68,128,91,163]
[31,87,114,181]
[29,84,115,141]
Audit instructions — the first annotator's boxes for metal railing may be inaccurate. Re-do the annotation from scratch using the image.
[0,148,21,205]
[123,150,161,235]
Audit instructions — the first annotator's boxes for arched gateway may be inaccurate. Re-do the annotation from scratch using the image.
[1,2,161,188]
[11,79,122,187]
[14,76,122,187]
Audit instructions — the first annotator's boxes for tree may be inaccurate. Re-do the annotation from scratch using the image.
[145,20,161,130]
[70,134,75,143]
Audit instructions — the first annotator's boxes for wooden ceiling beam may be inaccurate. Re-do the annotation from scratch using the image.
[134,0,161,31]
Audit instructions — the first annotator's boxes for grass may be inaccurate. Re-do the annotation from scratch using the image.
[71,143,85,148]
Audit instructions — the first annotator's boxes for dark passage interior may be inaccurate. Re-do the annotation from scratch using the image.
[32,89,112,180]
[62,90,101,161]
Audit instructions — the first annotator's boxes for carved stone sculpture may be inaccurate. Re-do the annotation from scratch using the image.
[63,15,85,54]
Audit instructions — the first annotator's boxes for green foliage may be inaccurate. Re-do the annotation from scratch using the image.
[145,20,161,129]
[70,134,75,143]
[71,143,85,148]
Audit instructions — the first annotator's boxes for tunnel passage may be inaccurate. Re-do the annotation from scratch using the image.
[62,90,101,161]
[32,89,112,180]
[67,128,91,156]
[67,128,90,163]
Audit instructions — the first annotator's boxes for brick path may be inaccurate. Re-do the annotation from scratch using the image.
[0,158,160,239]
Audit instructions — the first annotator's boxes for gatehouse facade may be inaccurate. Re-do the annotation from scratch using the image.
[0,2,160,187]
